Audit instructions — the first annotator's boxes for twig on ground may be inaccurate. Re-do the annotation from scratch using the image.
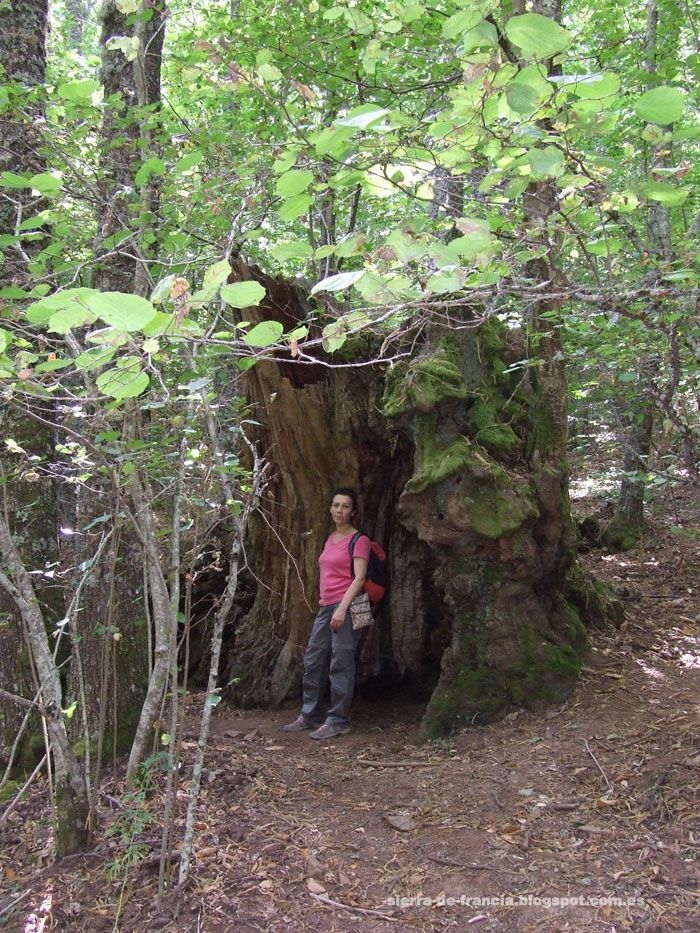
[0,754,47,826]
[582,737,612,791]
[356,758,438,768]
[309,892,399,921]
[0,890,31,920]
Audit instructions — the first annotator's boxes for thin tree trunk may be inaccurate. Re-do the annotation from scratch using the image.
[93,0,165,293]
[178,416,268,887]
[604,407,654,551]
[65,0,87,48]
[0,513,89,855]
[0,0,48,281]
[0,0,62,772]
[125,469,176,780]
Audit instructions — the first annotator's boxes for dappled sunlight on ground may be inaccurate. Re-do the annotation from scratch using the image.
[0,486,698,930]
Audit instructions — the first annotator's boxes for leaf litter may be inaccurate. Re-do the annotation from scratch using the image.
[0,487,698,931]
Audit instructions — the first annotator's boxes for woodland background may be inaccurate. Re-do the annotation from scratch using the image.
[0,0,697,928]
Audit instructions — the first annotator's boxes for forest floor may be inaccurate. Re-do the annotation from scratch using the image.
[0,485,698,932]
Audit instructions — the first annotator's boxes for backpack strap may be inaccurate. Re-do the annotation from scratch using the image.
[348,531,365,577]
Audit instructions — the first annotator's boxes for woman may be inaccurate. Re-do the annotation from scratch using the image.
[284,487,370,739]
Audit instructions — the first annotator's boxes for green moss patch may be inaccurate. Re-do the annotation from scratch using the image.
[566,564,624,629]
[383,341,466,418]
[506,623,581,707]
[602,513,644,552]
[461,483,537,539]
[405,431,481,494]
[467,397,520,456]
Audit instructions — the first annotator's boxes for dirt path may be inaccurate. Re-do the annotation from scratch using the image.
[1,503,698,932]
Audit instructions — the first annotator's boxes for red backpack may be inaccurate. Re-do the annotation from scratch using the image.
[349,532,387,604]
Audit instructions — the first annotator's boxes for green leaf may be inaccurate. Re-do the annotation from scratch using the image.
[442,10,481,39]
[505,13,572,59]
[25,289,98,326]
[506,65,553,114]
[0,172,30,189]
[528,146,565,177]
[135,157,166,186]
[29,173,62,195]
[387,229,427,263]
[87,293,158,331]
[35,357,72,373]
[586,238,621,256]
[426,269,463,294]
[321,320,347,353]
[272,149,299,174]
[270,241,314,262]
[602,191,637,213]
[312,125,355,158]
[174,150,203,173]
[105,34,140,61]
[85,326,129,347]
[75,347,116,372]
[635,86,684,125]
[639,182,689,207]
[335,234,366,258]
[310,270,366,295]
[459,20,498,52]
[258,62,283,81]
[0,329,11,353]
[47,306,96,333]
[567,72,620,101]
[150,275,177,303]
[336,105,389,129]
[192,259,231,301]
[96,359,150,399]
[278,194,312,221]
[354,273,415,304]
[57,78,100,101]
[452,219,493,258]
[275,170,314,197]
[220,281,266,308]
[242,320,284,347]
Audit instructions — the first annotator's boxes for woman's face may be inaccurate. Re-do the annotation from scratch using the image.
[330,494,354,527]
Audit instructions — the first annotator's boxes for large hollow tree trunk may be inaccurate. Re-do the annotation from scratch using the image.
[224,263,620,737]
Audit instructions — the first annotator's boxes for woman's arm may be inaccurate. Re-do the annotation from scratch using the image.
[330,555,368,631]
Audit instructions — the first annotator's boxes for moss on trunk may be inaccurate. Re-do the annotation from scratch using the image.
[226,268,620,737]
[384,319,612,737]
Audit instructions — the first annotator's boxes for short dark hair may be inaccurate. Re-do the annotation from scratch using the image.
[329,487,359,514]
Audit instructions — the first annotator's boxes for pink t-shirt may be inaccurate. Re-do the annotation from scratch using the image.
[319,533,371,606]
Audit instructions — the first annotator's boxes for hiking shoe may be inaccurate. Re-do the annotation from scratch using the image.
[309,723,351,740]
[283,715,315,732]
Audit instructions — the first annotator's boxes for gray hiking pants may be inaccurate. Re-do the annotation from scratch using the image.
[300,603,361,728]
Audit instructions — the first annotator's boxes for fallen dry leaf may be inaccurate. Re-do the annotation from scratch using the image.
[385,813,415,832]
[305,854,323,878]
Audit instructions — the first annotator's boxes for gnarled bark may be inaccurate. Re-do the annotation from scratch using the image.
[224,264,619,737]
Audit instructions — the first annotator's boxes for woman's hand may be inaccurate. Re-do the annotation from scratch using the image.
[330,606,347,631]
